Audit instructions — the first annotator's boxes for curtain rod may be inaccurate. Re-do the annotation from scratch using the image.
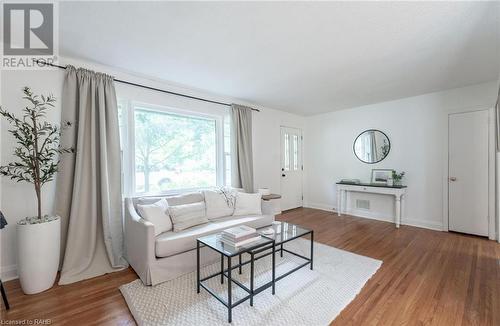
[34,60,260,112]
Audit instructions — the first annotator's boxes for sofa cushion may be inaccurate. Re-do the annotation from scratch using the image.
[137,198,172,236]
[203,189,236,220]
[233,192,262,216]
[155,214,274,258]
[169,201,208,232]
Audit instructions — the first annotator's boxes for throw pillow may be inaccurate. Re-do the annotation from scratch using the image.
[169,201,209,232]
[203,188,236,219]
[137,198,172,236]
[233,192,262,216]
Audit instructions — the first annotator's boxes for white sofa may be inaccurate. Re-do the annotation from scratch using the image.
[125,192,275,286]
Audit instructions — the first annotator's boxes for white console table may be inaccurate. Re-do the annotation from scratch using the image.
[336,182,407,228]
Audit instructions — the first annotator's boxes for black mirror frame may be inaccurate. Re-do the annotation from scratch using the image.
[353,129,391,164]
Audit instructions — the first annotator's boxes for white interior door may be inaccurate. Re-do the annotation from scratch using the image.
[448,110,489,236]
[280,127,303,210]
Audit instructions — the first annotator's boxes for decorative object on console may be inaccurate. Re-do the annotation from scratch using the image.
[371,169,394,184]
[353,129,391,164]
[340,179,361,184]
[0,87,73,295]
[392,171,406,186]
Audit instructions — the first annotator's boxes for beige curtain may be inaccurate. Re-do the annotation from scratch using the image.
[230,104,254,192]
[56,66,127,285]
[496,81,499,152]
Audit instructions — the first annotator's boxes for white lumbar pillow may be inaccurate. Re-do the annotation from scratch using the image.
[137,198,172,236]
[203,189,236,219]
[169,201,209,232]
[233,192,262,216]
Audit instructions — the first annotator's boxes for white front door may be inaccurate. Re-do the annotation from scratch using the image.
[448,110,489,236]
[280,126,303,211]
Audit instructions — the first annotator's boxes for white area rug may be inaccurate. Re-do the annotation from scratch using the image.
[120,239,382,326]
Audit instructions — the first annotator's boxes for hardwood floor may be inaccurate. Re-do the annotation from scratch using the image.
[1,208,499,325]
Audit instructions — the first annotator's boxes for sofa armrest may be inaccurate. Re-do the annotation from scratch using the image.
[124,198,155,285]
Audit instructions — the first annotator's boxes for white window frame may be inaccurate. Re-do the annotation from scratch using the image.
[120,100,228,196]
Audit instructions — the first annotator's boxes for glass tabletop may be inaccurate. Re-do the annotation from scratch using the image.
[197,233,274,257]
[258,222,312,245]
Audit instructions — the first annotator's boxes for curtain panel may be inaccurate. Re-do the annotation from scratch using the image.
[56,66,127,285]
[496,81,500,152]
[230,104,254,193]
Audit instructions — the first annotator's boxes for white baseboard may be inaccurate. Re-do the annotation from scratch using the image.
[304,202,335,212]
[304,203,443,232]
[1,264,18,281]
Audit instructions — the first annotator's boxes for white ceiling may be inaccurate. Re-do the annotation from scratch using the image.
[60,1,500,116]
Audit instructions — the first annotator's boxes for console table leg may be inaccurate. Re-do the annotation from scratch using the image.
[280,243,283,258]
[337,189,341,216]
[401,194,405,227]
[395,195,401,228]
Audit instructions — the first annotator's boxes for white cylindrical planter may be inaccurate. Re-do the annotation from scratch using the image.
[17,217,60,294]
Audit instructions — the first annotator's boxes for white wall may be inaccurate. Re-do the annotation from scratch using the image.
[304,81,498,231]
[0,57,303,280]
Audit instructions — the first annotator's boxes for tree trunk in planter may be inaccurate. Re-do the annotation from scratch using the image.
[17,217,60,294]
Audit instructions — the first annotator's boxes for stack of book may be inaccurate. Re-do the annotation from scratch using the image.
[220,225,261,247]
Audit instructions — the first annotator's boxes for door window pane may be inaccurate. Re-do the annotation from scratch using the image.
[293,134,298,170]
[284,133,290,171]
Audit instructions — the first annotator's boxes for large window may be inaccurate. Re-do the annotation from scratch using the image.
[120,102,228,195]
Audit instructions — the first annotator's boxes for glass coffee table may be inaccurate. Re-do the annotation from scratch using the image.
[261,222,314,280]
[196,222,313,323]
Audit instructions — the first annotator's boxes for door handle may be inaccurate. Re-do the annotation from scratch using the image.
[449,177,457,182]
[282,174,286,177]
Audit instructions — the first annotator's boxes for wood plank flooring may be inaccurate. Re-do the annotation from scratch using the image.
[1,208,499,325]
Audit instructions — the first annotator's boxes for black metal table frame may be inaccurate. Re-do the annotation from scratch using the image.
[196,229,314,323]
[196,239,276,323]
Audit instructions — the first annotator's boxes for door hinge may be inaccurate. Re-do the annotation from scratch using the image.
[301,165,304,171]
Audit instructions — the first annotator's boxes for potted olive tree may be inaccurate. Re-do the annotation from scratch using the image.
[0,87,72,294]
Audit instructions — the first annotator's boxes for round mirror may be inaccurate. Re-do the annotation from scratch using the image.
[353,129,390,164]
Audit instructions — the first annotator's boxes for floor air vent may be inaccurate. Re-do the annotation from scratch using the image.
[356,199,370,210]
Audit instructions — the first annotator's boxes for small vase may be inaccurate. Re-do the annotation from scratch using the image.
[393,179,402,186]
